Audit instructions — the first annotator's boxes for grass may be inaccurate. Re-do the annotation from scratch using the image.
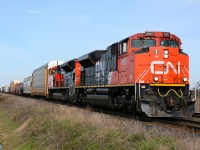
[0,93,200,149]
[134,137,175,150]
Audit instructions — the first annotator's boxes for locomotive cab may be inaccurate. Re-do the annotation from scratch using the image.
[131,32,195,117]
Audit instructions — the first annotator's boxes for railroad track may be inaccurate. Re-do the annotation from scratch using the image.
[154,116,200,134]
[192,112,200,118]
[176,118,200,131]
[92,108,200,133]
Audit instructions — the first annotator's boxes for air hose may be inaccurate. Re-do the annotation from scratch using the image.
[158,88,183,98]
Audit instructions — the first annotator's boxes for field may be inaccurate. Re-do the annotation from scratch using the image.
[0,93,200,150]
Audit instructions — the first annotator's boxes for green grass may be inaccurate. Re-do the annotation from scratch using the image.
[128,133,146,142]
[0,111,19,132]
[134,137,175,150]
[0,107,177,150]
[0,111,21,150]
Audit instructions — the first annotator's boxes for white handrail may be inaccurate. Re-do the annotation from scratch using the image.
[134,67,150,101]
[138,67,151,100]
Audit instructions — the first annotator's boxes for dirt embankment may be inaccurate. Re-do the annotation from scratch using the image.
[0,93,200,150]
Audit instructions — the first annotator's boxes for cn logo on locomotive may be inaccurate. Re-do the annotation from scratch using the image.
[151,61,180,75]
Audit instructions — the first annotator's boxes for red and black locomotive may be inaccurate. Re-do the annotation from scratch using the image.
[46,31,195,117]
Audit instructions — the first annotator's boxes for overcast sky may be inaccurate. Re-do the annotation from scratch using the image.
[0,0,200,88]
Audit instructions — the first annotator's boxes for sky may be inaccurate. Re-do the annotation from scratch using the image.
[0,0,200,88]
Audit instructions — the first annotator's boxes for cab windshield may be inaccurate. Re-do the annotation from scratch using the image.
[160,40,178,47]
[132,39,156,48]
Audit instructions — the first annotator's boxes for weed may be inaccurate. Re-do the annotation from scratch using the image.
[128,133,146,142]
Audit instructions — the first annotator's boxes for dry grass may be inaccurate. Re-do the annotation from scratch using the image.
[0,94,8,101]
[0,93,200,149]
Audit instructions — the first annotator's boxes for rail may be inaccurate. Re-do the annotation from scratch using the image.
[192,113,200,118]
[154,117,200,132]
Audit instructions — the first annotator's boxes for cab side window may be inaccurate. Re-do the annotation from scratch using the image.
[120,41,128,54]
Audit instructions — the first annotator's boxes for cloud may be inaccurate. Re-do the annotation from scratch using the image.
[27,10,42,15]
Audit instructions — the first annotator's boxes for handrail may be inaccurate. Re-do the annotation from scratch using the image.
[138,67,151,100]
[134,67,150,101]
[134,69,147,101]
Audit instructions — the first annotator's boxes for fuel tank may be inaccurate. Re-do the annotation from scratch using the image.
[87,91,114,109]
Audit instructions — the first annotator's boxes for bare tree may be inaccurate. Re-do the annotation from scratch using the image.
[197,81,200,98]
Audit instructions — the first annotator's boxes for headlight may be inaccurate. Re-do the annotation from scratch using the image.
[183,78,187,82]
[154,76,159,82]
[164,50,168,54]
[164,54,168,58]
[164,50,168,59]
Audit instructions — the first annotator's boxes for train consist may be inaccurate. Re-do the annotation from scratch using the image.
[1,31,195,117]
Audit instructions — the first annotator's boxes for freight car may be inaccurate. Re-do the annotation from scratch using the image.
[31,61,64,96]
[22,76,32,96]
[1,85,10,93]
[10,80,21,94]
[15,83,23,95]
[46,31,195,117]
